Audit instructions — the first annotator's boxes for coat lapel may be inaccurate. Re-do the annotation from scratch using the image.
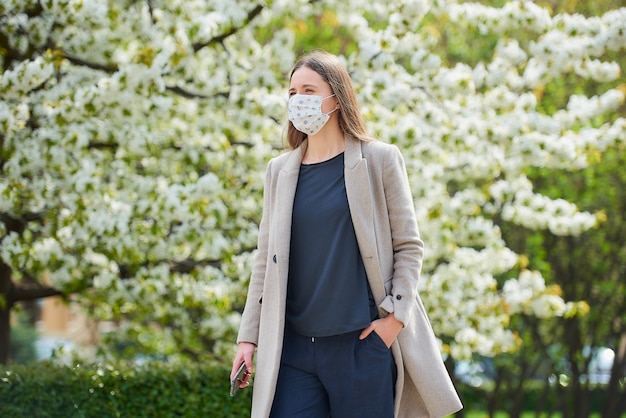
[274,143,305,261]
[344,138,386,303]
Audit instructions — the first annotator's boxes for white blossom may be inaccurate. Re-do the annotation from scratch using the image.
[1,0,623,361]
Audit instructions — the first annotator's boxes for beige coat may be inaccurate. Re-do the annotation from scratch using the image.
[237,136,463,417]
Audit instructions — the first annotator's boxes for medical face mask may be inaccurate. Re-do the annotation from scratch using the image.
[288,94,337,136]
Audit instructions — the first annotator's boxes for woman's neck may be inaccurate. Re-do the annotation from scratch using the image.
[303,134,345,164]
[302,122,345,164]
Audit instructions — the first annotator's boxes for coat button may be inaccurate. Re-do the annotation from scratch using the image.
[273,255,277,263]
[396,295,402,300]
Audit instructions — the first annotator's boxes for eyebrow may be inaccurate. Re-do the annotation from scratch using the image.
[289,83,319,91]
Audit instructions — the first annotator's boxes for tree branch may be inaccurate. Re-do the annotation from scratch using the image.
[10,270,65,303]
[52,47,230,100]
[11,285,63,302]
[192,4,264,52]
[55,47,118,74]
[169,257,221,274]
[1,212,44,235]
[164,85,229,100]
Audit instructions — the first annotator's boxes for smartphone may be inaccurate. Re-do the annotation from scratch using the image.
[230,362,249,397]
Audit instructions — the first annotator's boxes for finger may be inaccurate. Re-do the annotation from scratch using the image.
[244,353,254,373]
[241,372,252,387]
[238,366,253,388]
[359,324,375,340]
[230,359,243,381]
[230,350,247,380]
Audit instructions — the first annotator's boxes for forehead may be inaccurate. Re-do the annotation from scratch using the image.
[289,66,328,89]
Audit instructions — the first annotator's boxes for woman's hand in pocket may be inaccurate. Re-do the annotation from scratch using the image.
[359,313,403,348]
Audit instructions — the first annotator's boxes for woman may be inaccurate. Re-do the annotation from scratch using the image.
[231,50,462,418]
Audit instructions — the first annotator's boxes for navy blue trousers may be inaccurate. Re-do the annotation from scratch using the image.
[269,325,397,418]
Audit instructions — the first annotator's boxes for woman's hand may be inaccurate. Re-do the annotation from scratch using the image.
[359,312,404,348]
[230,342,256,388]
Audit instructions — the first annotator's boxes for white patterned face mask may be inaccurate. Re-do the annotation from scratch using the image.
[288,94,337,136]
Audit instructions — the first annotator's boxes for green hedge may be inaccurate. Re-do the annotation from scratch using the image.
[4,361,612,417]
[0,361,252,417]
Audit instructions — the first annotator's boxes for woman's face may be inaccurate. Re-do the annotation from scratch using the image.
[289,66,337,114]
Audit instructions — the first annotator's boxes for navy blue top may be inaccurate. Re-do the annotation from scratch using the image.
[286,152,372,337]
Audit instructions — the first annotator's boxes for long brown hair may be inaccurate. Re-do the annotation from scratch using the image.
[286,50,374,149]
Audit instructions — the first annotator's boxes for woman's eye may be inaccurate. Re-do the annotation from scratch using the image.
[288,89,314,96]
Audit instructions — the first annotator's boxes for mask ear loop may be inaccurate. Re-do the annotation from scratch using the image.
[329,94,339,111]
[323,94,339,116]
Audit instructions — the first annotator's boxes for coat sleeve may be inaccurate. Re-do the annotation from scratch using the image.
[378,145,424,328]
[236,158,274,345]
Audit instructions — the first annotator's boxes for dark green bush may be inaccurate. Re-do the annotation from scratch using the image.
[8,322,39,364]
[0,360,252,417]
[4,361,616,417]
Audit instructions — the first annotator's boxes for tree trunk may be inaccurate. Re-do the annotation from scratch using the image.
[603,331,626,418]
[0,260,64,364]
[0,262,14,365]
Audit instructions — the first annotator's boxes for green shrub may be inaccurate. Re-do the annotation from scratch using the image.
[8,322,38,365]
[0,360,252,417]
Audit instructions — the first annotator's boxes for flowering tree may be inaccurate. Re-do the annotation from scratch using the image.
[1,0,624,364]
